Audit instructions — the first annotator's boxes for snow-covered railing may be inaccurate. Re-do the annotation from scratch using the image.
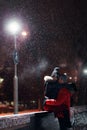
[0,106,87,130]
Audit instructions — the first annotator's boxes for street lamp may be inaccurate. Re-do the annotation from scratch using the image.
[83,68,87,75]
[6,19,22,114]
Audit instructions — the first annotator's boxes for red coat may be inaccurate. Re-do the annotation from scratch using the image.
[44,87,71,118]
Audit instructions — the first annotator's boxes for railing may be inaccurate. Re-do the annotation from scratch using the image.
[0,106,87,130]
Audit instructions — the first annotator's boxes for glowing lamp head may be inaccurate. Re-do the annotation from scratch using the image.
[6,19,21,35]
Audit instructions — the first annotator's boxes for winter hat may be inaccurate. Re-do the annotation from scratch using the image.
[60,74,68,82]
[51,67,60,79]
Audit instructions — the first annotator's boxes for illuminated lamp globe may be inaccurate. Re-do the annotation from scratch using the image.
[6,20,21,35]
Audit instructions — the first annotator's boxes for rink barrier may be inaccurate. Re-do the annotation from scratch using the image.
[0,105,87,130]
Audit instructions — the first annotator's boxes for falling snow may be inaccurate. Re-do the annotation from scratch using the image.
[0,0,87,112]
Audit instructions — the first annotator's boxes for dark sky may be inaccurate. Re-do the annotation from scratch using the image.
[0,0,87,81]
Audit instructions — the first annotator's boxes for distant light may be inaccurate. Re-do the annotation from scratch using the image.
[83,69,87,74]
[74,76,77,82]
[21,31,27,36]
[0,78,4,83]
[69,77,72,80]
[64,73,67,75]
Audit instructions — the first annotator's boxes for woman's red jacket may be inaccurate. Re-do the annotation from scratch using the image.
[44,87,71,118]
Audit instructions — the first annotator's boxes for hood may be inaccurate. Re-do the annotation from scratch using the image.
[44,76,53,82]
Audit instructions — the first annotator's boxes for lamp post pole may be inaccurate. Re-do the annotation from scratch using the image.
[5,19,27,114]
[13,35,19,114]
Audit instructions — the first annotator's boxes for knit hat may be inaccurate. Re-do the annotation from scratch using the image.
[60,74,68,82]
[51,67,60,79]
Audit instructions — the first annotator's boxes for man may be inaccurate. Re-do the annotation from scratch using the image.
[44,67,60,99]
[44,74,75,130]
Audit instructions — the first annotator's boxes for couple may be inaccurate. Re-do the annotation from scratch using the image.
[43,67,76,130]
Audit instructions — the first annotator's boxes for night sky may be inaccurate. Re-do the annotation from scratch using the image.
[0,0,87,102]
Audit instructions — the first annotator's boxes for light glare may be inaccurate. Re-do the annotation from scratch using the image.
[0,78,4,83]
[6,19,21,35]
[83,69,87,74]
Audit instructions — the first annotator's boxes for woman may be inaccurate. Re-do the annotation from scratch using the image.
[44,74,75,130]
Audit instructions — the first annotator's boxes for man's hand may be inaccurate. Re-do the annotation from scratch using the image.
[46,99,55,102]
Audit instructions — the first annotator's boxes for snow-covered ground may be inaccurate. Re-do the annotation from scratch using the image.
[70,106,87,130]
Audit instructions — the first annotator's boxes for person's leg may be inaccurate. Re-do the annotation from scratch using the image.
[63,109,72,128]
[58,117,67,130]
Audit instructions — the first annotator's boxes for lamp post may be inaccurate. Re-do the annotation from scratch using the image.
[6,20,21,114]
[13,34,18,114]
